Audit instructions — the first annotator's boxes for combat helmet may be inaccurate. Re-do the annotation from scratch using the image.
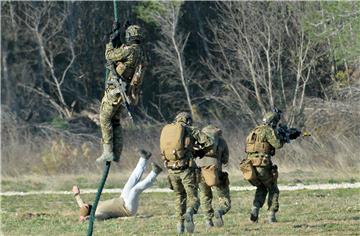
[175,112,192,125]
[262,111,281,127]
[125,25,143,43]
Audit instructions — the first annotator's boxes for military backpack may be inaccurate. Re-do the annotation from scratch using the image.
[160,122,189,161]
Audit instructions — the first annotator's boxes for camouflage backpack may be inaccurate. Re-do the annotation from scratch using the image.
[160,122,189,161]
[201,125,221,158]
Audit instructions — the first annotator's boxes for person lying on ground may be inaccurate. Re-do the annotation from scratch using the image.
[72,149,162,221]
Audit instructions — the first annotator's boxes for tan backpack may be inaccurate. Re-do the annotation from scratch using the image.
[160,123,187,161]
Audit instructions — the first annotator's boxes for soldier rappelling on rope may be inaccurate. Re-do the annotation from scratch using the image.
[97,21,145,163]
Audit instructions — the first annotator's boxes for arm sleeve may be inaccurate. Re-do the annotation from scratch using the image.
[188,126,212,146]
[266,127,284,149]
[105,43,131,62]
[75,195,85,208]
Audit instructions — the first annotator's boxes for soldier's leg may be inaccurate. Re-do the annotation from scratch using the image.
[182,169,200,213]
[182,169,199,233]
[124,163,162,214]
[267,183,280,223]
[169,172,187,221]
[253,184,267,208]
[169,172,187,233]
[215,184,231,215]
[112,108,123,162]
[198,176,214,221]
[267,183,280,211]
[97,97,119,162]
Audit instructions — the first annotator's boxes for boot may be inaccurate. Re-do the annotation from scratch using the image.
[184,208,195,233]
[268,210,277,223]
[176,220,185,234]
[96,143,116,163]
[250,206,259,223]
[214,209,224,227]
[204,218,214,229]
[138,149,152,160]
[151,162,163,175]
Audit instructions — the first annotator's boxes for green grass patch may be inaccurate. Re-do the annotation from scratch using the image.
[1,188,359,235]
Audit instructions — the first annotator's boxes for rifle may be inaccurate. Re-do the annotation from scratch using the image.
[276,124,311,143]
[105,61,134,122]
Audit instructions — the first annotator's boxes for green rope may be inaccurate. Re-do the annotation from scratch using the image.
[87,1,119,235]
[86,161,111,236]
[113,0,119,22]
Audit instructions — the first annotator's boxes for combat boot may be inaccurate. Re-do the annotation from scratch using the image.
[214,209,224,227]
[205,218,214,229]
[184,208,195,233]
[138,149,152,160]
[151,162,163,175]
[96,143,117,163]
[250,206,259,223]
[268,210,277,223]
[176,220,185,234]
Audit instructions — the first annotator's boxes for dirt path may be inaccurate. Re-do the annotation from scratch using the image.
[1,182,359,196]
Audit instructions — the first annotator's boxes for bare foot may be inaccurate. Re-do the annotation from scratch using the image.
[72,185,80,196]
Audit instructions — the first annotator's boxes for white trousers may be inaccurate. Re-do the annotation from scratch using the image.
[120,157,157,215]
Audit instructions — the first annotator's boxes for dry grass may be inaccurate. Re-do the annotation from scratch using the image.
[2,95,359,179]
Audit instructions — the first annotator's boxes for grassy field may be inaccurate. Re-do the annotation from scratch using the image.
[2,168,360,192]
[1,188,359,235]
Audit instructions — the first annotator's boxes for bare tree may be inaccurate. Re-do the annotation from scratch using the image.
[202,2,321,126]
[147,1,195,117]
[11,2,77,119]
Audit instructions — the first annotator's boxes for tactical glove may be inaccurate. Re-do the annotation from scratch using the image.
[289,128,301,140]
[96,143,118,163]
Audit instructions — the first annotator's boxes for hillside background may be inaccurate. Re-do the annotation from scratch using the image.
[1,1,359,179]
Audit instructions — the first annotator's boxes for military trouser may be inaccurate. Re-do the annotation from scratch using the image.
[99,94,123,160]
[252,166,279,212]
[198,172,231,220]
[168,168,200,221]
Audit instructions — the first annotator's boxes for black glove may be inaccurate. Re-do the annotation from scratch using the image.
[289,128,301,140]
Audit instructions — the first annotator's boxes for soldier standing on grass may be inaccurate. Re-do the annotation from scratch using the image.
[96,23,144,163]
[159,112,213,234]
[241,109,301,223]
[195,125,231,228]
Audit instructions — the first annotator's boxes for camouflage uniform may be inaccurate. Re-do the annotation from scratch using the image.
[162,113,212,233]
[245,120,284,222]
[98,25,142,163]
[196,130,230,226]
[167,124,211,218]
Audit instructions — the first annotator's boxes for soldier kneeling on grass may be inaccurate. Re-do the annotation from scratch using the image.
[73,149,162,221]
[195,125,231,229]
[240,109,300,223]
